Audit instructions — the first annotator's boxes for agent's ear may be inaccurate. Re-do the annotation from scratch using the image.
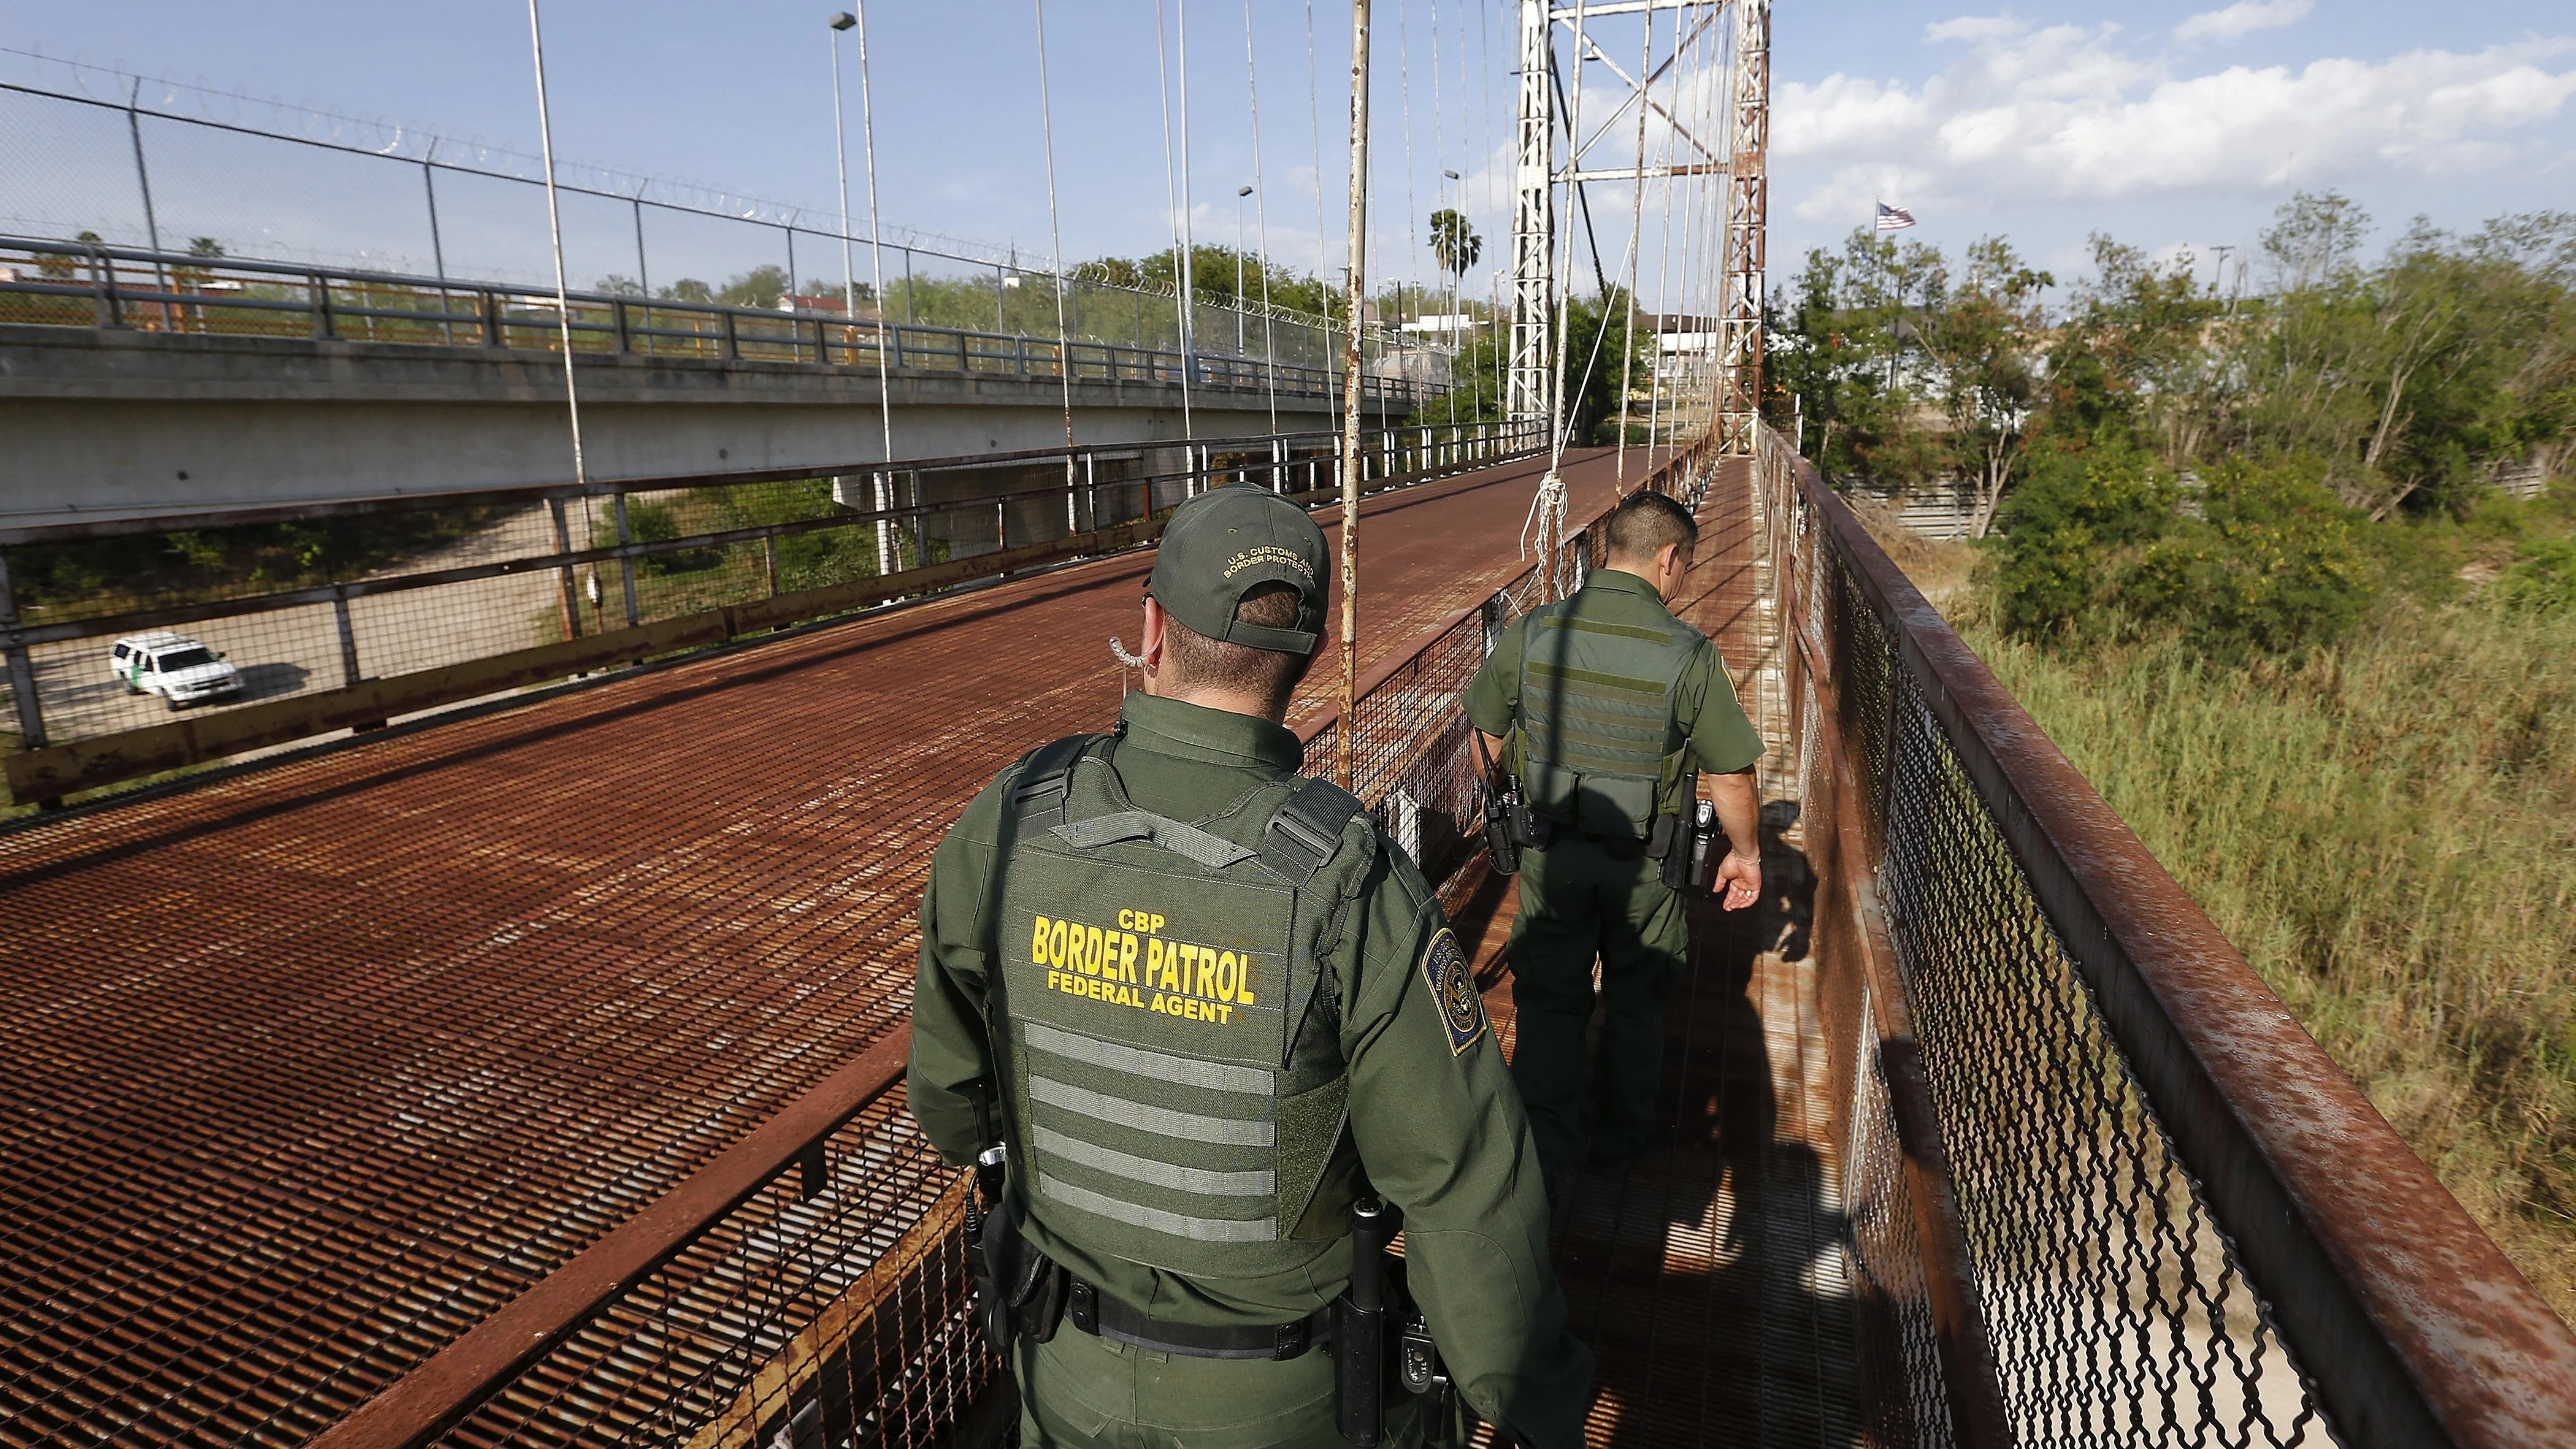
[1139,596,1169,673]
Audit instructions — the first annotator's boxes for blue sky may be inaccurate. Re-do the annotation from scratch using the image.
[3,1,2569,309]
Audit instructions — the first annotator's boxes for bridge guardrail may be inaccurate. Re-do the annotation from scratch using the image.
[1755,419,2576,1448]
[304,437,1713,1449]
[1,420,1543,807]
[0,235,1443,405]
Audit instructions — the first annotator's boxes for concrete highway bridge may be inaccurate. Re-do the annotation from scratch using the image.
[4,4,2575,1448]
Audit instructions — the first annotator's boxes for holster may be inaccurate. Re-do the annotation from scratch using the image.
[972,1194,1067,1355]
[1646,770,1700,889]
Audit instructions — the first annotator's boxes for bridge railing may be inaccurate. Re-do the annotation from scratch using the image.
[1,419,1544,808]
[1755,419,2576,1448]
[0,235,1441,405]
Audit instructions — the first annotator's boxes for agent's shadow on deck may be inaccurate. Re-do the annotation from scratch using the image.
[1548,798,1857,1446]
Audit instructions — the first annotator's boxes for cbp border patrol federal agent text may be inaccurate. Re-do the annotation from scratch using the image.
[909,484,1592,1449]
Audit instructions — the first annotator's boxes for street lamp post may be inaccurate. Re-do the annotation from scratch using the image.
[1235,183,1253,357]
[829,13,858,324]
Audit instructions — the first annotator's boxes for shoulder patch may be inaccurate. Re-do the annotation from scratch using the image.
[1416,926,1487,1057]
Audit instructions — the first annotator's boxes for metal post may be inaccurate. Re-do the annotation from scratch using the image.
[424,152,454,345]
[1335,0,1371,792]
[331,589,364,689]
[764,533,780,597]
[784,225,799,305]
[1719,0,1771,454]
[1509,0,1553,426]
[631,193,652,354]
[0,550,50,755]
[125,79,172,331]
[548,497,581,639]
[611,492,642,627]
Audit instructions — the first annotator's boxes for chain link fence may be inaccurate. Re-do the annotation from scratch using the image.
[0,52,1412,375]
[1756,424,2342,1447]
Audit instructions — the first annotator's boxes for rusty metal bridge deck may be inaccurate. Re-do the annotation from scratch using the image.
[0,446,1672,1447]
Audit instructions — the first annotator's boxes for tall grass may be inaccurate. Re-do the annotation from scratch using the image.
[1950,597,2576,1314]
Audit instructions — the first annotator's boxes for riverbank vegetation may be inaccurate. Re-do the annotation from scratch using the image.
[1799,195,2576,1314]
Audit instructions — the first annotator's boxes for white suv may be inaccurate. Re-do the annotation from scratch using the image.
[110,632,243,711]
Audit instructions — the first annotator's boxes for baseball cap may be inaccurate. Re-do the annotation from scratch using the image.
[1148,484,1330,657]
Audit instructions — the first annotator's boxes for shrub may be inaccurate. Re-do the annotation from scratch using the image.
[1987,437,2175,640]
[2494,536,2576,614]
[2129,458,2371,659]
[627,500,720,575]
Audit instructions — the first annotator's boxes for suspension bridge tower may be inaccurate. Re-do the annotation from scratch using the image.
[1506,0,1770,456]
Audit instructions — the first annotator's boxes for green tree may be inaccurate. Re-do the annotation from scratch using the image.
[717,265,789,310]
[1922,238,2053,535]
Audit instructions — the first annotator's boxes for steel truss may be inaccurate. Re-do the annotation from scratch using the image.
[1508,0,1768,459]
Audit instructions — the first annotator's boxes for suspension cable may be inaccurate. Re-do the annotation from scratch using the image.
[854,0,899,574]
[1306,0,1337,452]
[1397,0,1419,347]
[1153,0,1195,442]
[1177,0,1201,440]
[1614,4,1654,492]
[524,0,585,495]
[1244,0,1279,437]
[1032,0,1078,526]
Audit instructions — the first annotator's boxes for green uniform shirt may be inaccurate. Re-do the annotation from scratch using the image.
[911,691,1593,1449]
[1464,567,1765,779]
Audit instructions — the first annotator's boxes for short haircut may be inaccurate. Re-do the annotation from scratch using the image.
[1161,582,1316,717]
[1604,490,1699,563]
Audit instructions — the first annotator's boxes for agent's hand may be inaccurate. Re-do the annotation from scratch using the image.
[1714,850,1761,912]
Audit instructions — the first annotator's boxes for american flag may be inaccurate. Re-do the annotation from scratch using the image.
[1876,202,1916,232]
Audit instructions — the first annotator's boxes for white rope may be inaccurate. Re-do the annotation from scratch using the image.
[1243,0,1278,437]
[854,0,899,574]
[1152,0,1195,442]
[1032,0,1078,528]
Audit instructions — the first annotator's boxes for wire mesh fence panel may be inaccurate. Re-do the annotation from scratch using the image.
[1871,655,2325,1448]
[0,69,1388,400]
[1754,428,2338,1449]
[423,1092,995,1449]
[0,84,153,247]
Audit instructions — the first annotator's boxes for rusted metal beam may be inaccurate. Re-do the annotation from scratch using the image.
[1788,439,2576,1448]
[307,1032,914,1449]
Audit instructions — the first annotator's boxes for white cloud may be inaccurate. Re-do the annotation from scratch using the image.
[2175,0,2314,46]
[1925,15,2031,45]
[1776,26,2576,226]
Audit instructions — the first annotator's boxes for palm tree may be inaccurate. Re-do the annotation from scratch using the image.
[1428,210,1482,411]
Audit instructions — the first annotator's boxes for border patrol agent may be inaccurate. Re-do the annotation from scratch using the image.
[1465,489,1766,1189]
[911,485,1592,1449]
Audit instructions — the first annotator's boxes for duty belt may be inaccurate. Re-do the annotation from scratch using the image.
[1066,1278,1335,1361]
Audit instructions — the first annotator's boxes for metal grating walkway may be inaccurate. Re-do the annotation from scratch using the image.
[0,450,1634,1448]
[1457,457,1861,1448]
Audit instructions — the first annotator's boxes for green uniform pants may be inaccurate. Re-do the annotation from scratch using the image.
[1506,836,1690,1170]
[1016,1329,1435,1449]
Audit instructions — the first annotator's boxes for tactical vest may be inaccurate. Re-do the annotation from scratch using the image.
[1514,594,1706,840]
[987,734,1376,1278]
